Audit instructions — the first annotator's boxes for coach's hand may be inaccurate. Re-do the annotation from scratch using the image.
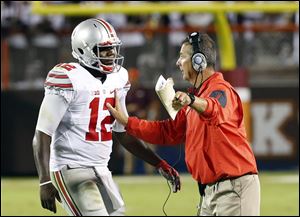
[156,160,181,193]
[107,90,128,126]
[172,91,191,110]
[40,184,61,213]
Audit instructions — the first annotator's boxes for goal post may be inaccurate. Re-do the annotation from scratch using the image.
[31,2,299,15]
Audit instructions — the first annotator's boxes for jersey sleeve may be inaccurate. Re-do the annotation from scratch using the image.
[44,65,74,103]
[36,94,69,136]
[112,80,131,132]
[126,109,187,145]
[201,83,241,126]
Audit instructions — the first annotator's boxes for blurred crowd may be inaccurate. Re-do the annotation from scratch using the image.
[2,1,297,41]
[1,1,299,89]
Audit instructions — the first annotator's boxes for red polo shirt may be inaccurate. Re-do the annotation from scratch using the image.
[126,72,258,184]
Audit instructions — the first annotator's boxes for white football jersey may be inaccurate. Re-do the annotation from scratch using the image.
[40,62,130,171]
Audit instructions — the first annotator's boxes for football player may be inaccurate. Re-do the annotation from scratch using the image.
[32,18,180,216]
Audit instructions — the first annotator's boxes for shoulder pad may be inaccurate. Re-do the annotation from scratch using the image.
[44,63,75,89]
[119,67,130,85]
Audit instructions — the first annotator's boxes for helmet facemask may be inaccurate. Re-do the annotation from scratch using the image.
[90,43,124,74]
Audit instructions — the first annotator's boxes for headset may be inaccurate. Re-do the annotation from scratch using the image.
[188,32,207,72]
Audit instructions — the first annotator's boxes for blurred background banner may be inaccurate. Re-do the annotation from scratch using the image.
[1,1,299,176]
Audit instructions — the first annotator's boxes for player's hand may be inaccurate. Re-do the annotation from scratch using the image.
[40,183,61,213]
[107,90,128,126]
[172,91,191,110]
[156,160,181,193]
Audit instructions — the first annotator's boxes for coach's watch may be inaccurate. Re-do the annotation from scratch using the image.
[187,93,195,106]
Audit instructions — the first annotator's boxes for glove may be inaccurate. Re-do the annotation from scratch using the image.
[156,160,181,193]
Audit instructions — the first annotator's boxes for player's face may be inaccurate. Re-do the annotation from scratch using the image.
[176,43,194,83]
[94,46,117,65]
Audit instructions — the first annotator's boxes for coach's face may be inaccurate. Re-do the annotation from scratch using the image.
[176,43,195,84]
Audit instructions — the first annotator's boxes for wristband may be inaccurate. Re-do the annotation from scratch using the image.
[39,180,52,186]
[187,93,195,106]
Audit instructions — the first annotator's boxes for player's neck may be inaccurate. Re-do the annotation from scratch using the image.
[81,64,107,83]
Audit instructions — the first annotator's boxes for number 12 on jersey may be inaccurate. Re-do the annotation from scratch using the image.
[86,97,115,142]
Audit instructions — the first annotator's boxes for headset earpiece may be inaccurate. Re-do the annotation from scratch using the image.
[192,53,207,72]
[189,32,207,72]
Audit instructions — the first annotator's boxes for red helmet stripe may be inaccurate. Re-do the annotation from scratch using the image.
[93,19,111,38]
[98,19,115,38]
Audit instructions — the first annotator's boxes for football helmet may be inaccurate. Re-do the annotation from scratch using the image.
[71,18,124,74]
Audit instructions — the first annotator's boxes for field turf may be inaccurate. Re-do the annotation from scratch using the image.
[1,171,298,216]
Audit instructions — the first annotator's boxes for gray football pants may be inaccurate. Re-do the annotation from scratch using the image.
[50,166,125,216]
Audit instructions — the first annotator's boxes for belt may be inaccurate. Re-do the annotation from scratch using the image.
[197,172,256,197]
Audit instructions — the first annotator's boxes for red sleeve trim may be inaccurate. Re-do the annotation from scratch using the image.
[45,82,73,88]
[48,73,69,79]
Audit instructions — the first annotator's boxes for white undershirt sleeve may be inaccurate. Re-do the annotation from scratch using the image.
[36,94,69,136]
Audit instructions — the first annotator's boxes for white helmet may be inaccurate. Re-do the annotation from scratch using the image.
[71,18,124,74]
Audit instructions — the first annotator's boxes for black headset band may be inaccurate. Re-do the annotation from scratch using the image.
[189,32,200,55]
